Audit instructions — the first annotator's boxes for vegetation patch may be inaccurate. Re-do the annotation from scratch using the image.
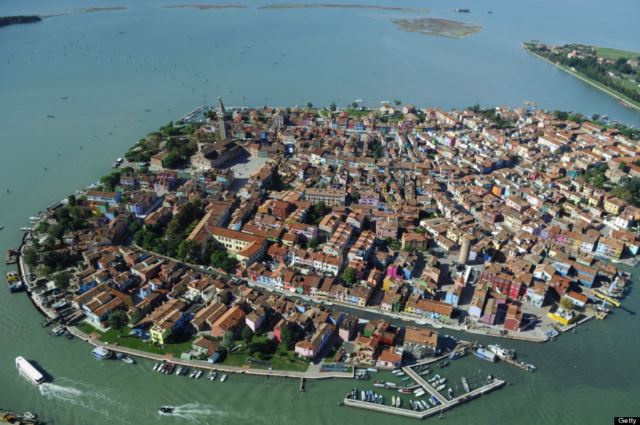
[393,17,482,39]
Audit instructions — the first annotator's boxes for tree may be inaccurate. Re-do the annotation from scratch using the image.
[351,101,359,109]
[210,249,238,273]
[221,330,235,349]
[394,99,402,106]
[108,310,129,336]
[279,325,301,350]
[99,171,121,191]
[67,195,77,206]
[23,247,38,267]
[53,271,71,291]
[619,162,628,171]
[341,267,356,287]
[177,239,201,263]
[306,102,313,109]
[241,325,254,342]
[329,102,337,112]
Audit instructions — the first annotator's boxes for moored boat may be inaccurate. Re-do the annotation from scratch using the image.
[91,347,112,360]
[220,374,227,382]
[474,347,497,362]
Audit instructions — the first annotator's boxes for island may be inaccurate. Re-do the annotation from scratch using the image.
[0,15,42,28]
[524,41,640,110]
[392,17,482,39]
[7,100,637,417]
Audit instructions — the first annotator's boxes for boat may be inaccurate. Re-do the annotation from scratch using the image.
[51,325,66,336]
[0,410,40,425]
[395,397,401,408]
[391,396,396,406]
[5,249,18,265]
[488,344,515,360]
[448,387,454,398]
[8,281,24,293]
[366,367,378,373]
[195,370,202,379]
[176,366,183,375]
[158,406,175,415]
[436,378,446,385]
[430,396,439,406]
[392,369,403,375]
[461,377,471,392]
[448,347,467,360]
[398,388,413,394]
[413,388,426,397]
[91,347,112,360]
[153,362,160,371]
[373,381,386,388]
[15,357,45,385]
[361,390,366,401]
[120,355,134,364]
[474,347,497,362]
[419,369,430,376]
[20,227,31,232]
[220,374,228,382]
[437,360,449,368]
[385,381,396,387]
[436,384,446,391]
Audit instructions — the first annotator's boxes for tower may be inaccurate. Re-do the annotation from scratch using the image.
[459,234,472,265]
[217,97,227,141]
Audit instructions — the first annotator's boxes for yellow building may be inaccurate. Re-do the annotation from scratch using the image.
[603,197,625,215]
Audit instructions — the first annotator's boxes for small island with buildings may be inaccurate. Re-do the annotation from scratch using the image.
[0,15,42,28]
[6,98,638,418]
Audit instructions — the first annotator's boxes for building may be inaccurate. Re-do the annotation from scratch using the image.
[210,227,267,266]
[211,305,246,338]
[504,304,522,332]
[303,187,346,206]
[402,327,439,359]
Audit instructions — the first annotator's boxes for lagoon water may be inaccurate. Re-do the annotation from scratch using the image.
[0,0,639,423]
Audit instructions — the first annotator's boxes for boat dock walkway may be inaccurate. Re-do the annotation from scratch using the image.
[403,364,448,405]
[67,326,354,381]
[344,378,506,419]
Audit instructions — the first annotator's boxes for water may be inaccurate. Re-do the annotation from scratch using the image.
[1,0,639,423]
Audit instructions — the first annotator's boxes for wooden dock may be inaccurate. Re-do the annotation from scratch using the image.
[344,378,506,419]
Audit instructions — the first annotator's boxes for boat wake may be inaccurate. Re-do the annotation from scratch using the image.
[161,403,228,422]
[39,381,128,424]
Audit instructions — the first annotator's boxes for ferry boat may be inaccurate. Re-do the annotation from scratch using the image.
[15,357,45,385]
[91,347,112,360]
[474,347,497,362]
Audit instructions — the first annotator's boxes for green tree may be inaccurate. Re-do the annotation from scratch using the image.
[23,247,38,267]
[279,325,300,350]
[329,102,337,112]
[306,102,313,109]
[221,330,235,349]
[394,99,402,106]
[53,271,71,291]
[177,239,201,263]
[241,325,254,342]
[100,171,121,191]
[210,249,238,273]
[341,267,356,286]
[108,310,129,336]
[67,195,77,206]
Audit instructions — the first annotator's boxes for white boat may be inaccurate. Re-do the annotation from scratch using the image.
[395,397,401,408]
[195,370,202,379]
[436,384,446,391]
[153,362,160,371]
[220,374,227,382]
[51,325,66,336]
[391,396,396,406]
[20,227,31,232]
[91,347,112,360]
[120,355,135,364]
[15,357,45,384]
[366,368,378,373]
[29,216,39,221]
[176,366,183,375]
[413,388,426,397]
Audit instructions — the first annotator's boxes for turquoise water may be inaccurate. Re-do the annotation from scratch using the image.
[1,0,639,423]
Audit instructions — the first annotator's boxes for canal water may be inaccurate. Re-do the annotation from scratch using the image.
[0,0,639,423]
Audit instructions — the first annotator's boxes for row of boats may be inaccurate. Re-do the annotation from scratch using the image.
[349,387,443,411]
[152,362,227,382]
[473,344,537,372]
[91,347,134,364]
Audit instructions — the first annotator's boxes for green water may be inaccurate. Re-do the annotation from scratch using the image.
[1,0,639,423]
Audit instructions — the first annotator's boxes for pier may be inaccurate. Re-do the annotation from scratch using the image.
[343,378,506,419]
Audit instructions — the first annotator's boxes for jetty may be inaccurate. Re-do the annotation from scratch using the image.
[344,378,506,419]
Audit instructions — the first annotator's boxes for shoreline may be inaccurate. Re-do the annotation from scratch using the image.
[522,43,640,112]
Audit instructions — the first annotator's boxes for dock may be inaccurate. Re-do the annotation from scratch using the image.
[344,378,506,419]
[300,377,305,392]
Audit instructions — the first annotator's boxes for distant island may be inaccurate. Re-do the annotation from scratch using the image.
[259,3,428,13]
[0,15,42,28]
[524,41,640,110]
[165,4,248,10]
[393,17,482,39]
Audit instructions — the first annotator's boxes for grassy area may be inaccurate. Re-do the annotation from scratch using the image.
[76,321,194,358]
[595,46,639,60]
[219,335,310,372]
